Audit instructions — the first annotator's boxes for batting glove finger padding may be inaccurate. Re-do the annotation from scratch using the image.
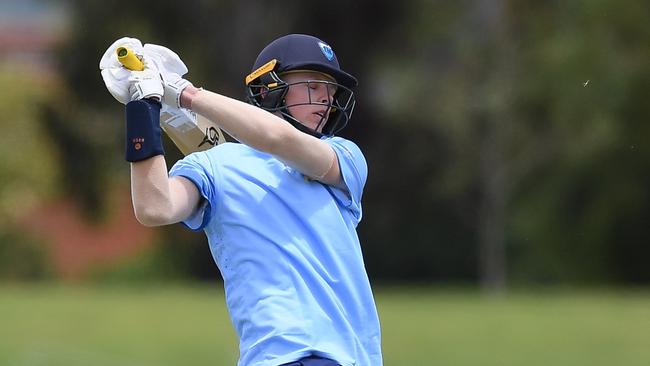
[100,67,132,104]
[142,43,188,76]
[100,37,191,105]
[100,37,145,104]
[128,68,164,101]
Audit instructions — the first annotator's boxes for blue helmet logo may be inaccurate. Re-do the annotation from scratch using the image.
[318,41,334,61]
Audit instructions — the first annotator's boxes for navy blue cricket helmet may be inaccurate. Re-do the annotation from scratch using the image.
[245,34,357,137]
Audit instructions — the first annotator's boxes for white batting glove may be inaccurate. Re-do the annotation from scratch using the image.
[143,43,193,108]
[99,37,163,103]
[161,75,193,108]
[99,37,144,104]
[127,68,164,101]
[99,37,190,105]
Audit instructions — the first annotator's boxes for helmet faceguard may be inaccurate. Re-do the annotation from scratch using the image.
[246,61,355,137]
[244,34,357,137]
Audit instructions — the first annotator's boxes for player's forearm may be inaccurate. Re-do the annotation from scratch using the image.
[130,156,174,226]
[187,88,293,150]
[185,88,336,181]
[130,156,198,226]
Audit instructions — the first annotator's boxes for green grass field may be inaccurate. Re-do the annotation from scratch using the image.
[1,284,649,366]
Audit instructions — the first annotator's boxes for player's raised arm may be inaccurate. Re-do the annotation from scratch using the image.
[99,37,202,227]
[180,86,342,186]
[161,35,358,188]
[129,155,201,227]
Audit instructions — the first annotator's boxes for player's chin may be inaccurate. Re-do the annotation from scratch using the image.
[311,120,327,133]
[312,113,329,129]
[296,116,321,131]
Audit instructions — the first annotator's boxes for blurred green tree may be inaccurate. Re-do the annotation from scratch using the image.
[39,0,650,286]
[0,66,60,279]
[361,0,650,288]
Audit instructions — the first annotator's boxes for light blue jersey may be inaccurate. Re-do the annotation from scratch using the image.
[169,137,382,366]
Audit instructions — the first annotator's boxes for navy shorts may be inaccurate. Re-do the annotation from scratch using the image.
[279,355,341,366]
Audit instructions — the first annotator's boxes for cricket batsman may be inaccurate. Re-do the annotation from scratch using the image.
[99,34,382,366]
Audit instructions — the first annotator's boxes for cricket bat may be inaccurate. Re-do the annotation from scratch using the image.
[116,46,227,155]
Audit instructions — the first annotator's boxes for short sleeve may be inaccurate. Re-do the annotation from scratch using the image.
[323,137,368,221]
[169,151,217,231]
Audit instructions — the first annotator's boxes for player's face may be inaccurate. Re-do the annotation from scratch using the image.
[282,71,338,132]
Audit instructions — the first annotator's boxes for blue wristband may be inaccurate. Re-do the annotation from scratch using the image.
[125,99,165,162]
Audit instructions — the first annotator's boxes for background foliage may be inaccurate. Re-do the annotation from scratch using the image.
[1,0,649,289]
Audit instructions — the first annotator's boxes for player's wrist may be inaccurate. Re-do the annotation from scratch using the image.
[125,99,165,162]
[180,85,201,109]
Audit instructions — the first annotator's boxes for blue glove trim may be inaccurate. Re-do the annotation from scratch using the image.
[125,99,165,162]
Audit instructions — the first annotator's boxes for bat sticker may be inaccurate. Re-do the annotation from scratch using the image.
[198,126,222,148]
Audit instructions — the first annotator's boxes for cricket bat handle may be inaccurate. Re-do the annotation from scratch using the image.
[116,47,144,71]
